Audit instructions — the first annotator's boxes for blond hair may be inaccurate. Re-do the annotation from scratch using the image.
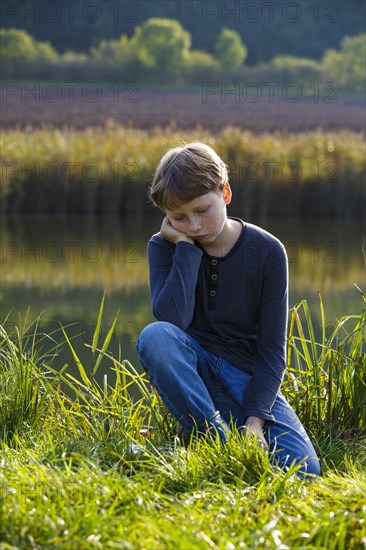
[149,142,228,210]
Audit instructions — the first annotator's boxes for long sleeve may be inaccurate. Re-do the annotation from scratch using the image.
[242,242,289,422]
[147,221,289,424]
[148,234,203,330]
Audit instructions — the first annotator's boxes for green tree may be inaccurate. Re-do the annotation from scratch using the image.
[1,28,37,77]
[183,51,220,83]
[91,33,152,81]
[215,28,247,72]
[133,18,191,82]
[266,55,322,86]
[0,28,57,78]
[322,34,366,92]
[1,1,365,65]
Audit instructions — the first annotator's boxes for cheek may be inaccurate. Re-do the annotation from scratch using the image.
[170,219,186,231]
[204,212,219,226]
[203,209,226,232]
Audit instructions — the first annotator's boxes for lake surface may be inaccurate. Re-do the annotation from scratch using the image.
[1,215,364,384]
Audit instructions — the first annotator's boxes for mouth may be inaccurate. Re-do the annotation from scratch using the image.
[193,235,208,241]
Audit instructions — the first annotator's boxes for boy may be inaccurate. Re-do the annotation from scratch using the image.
[136,142,320,475]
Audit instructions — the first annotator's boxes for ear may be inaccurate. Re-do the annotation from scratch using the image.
[223,182,232,205]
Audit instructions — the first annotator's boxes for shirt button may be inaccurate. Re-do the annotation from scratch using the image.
[211,259,218,266]
[211,274,218,281]
[210,290,216,297]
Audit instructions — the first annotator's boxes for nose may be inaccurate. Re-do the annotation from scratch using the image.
[187,216,201,234]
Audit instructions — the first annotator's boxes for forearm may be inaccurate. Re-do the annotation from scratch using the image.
[149,239,202,329]
[243,243,288,421]
[242,357,285,421]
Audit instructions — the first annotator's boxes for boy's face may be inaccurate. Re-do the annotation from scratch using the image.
[165,182,232,245]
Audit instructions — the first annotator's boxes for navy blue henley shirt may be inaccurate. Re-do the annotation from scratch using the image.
[147,218,289,422]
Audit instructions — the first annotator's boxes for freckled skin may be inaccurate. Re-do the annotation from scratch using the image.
[162,182,241,257]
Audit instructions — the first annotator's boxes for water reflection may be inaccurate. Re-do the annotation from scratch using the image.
[1,215,365,382]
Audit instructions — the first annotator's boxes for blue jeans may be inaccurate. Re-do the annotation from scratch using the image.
[136,321,321,475]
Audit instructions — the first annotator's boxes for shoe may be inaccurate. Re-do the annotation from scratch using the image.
[176,424,193,447]
[204,411,230,444]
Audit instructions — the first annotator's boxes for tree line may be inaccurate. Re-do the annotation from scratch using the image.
[1,0,364,65]
[1,20,365,92]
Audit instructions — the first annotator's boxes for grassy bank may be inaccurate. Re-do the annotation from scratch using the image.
[0,297,365,548]
[1,125,365,217]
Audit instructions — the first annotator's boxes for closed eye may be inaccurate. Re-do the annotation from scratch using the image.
[171,206,209,221]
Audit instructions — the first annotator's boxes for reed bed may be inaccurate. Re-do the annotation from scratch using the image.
[1,124,365,217]
[285,295,366,441]
[0,295,365,548]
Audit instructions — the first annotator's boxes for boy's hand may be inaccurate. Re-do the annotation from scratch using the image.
[241,416,269,451]
[160,217,194,245]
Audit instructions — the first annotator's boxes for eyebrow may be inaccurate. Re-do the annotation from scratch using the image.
[168,203,210,216]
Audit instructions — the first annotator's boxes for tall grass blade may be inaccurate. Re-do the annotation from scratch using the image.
[91,310,119,377]
[92,290,105,354]
[60,325,91,387]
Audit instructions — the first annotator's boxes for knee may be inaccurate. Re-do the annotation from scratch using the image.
[137,321,169,351]
[136,321,179,363]
[136,321,184,380]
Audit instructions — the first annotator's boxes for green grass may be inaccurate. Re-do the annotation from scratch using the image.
[0,296,365,549]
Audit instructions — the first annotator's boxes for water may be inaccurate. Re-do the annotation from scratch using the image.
[1,215,364,383]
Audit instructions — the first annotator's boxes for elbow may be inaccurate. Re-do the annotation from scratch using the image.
[152,304,192,331]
